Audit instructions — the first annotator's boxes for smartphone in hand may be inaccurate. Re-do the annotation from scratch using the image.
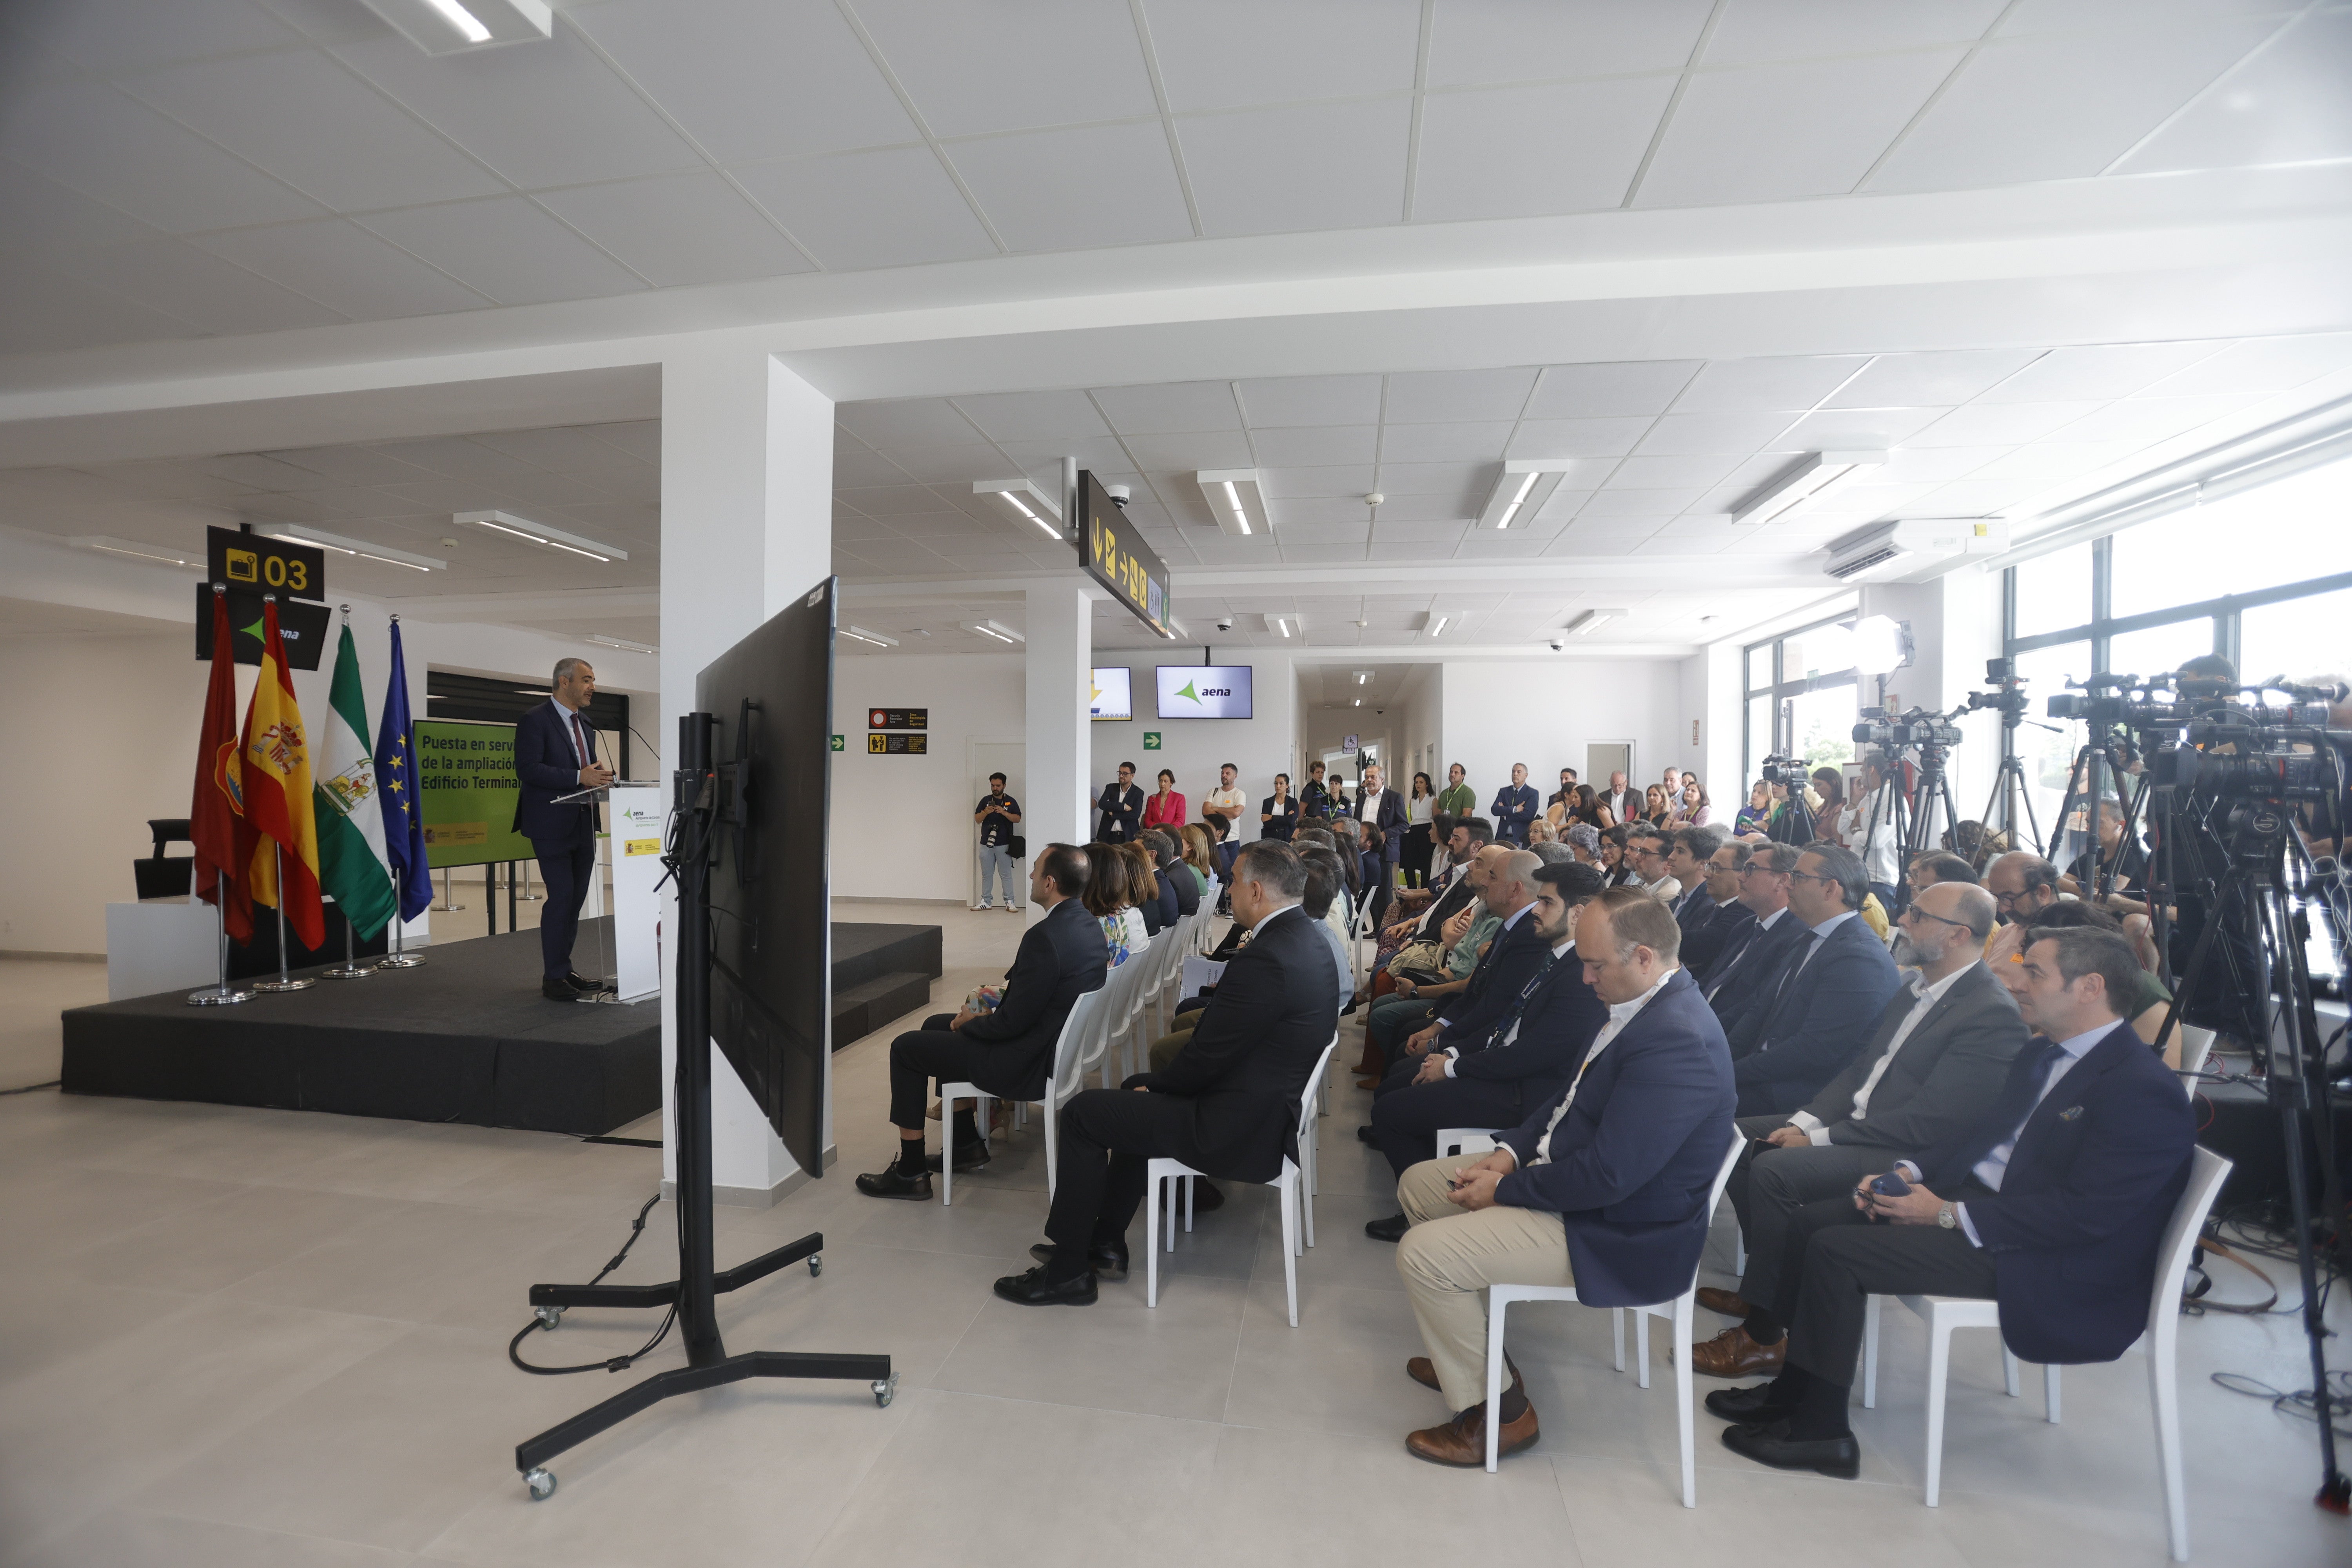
[1868,1171,1911,1198]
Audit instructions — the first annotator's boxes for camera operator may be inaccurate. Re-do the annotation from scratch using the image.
[2059,801,2149,910]
[1840,755,1904,911]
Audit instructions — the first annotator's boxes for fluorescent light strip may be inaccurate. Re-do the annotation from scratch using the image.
[273,530,351,556]
[1495,472,1539,530]
[1220,479,1251,536]
[1428,615,1448,637]
[89,542,197,567]
[424,0,492,42]
[1003,494,1062,540]
[585,634,659,654]
[971,625,1013,644]
[472,517,549,545]
[539,539,612,563]
[360,552,431,572]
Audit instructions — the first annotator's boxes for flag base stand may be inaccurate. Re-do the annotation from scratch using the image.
[252,850,318,994]
[187,898,253,1007]
[377,907,424,969]
[319,914,375,980]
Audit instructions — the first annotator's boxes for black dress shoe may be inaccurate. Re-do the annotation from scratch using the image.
[924,1142,991,1172]
[542,978,583,1001]
[1704,1382,1799,1423]
[564,972,604,993]
[1190,1179,1224,1212]
[853,1164,934,1200]
[1365,1212,1412,1243]
[1357,1124,1379,1145]
[1029,1241,1129,1281]
[992,1263,1098,1306]
[1720,1417,1861,1479]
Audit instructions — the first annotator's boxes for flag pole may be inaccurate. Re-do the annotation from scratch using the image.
[375,613,426,969]
[253,843,314,993]
[186,890,254,1006]
[319,603,376,980]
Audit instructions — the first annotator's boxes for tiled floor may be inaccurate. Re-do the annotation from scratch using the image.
[1,913,2346,1567]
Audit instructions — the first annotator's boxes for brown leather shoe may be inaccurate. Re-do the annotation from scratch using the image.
[1690,1323,1785,1378]
[1696,1287,1753,1318]
[1406,1399,1539,1466]
[1407,1355,1520,1395]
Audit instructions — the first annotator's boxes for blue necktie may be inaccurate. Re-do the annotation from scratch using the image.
[1949,1038,2071,1180]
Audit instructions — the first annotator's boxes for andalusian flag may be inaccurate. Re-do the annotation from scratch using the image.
[236,597,327,951]
[312,622,397,940]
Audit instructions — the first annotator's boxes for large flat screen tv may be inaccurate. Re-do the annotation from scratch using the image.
[1090,666,1132,721]
[1156,664,1254,719]
[693,575,833,1175]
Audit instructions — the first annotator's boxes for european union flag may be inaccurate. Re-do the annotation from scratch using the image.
[374,619,433,922]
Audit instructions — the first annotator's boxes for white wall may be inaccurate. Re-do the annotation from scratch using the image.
[830,651,1024,900]
[1395,663,1442,791]
[1437,657,1691,813]
[1090,655,1296,826]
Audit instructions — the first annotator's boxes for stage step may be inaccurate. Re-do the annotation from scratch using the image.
[831,971,935,1047]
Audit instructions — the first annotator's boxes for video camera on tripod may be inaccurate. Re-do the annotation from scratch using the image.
[1962,655,2032,724]
[1852,705,1965,751]
[1755,752,1811,788]
[2159,682,2347,805]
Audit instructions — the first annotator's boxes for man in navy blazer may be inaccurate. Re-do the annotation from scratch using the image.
[1726,844,1902,1116]
[1707,926,2194,1479]
[1391,888,1736,1465]
[1363,862,1610,1206]
[511,658,612,1000]
[1490,762,1539,845]
[1393,849,1549,1069]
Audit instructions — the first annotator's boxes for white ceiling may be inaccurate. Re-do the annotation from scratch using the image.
[2,0,2346,358]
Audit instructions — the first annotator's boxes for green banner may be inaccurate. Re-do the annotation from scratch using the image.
[416,719,542,869]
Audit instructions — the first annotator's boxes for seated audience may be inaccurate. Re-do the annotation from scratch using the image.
[1998,902,2181,1058]
[1381,849,1550,1084]
[1377,817,1493,964]
[1123,838,1168,936]
[1179,824,1218,896]
[1983,850,2062,945]
[1527,818,1558,846]
[1084,842,1151,965]
[1702,841,1806,1009]
[1671,780,1713,828]
[1145,830,1199,918]
[1642,783,1673,828]
[1910,851,1980,889]
[1389,890,1735,1463]
[1600,824,1638,887]
[857,846,1107,1197]
[1734,781,1772,837]
[1691,882,2023,1375]
[1679,839,1756,977]
[995,842,1339,1304]
[1359,846,1511,1080]
[1722,843,1904,1115]
[1706,927,2195,1479]
[1664,824,1728,927]
[1627,826,1681,904]
[1564,821,1603,869]
[1362,862,1610,1223]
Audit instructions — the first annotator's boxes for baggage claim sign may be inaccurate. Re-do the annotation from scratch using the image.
[1077,470,1173,641]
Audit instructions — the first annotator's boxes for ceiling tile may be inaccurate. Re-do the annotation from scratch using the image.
[1869,15,2283,191]
[1127,432,1257,470]
[1367,497,1474,525]
[472,426,652,476]
[1822,349,2045,408]
[837,399,982,448]
[1774,406,1953,448]
[1250,426,1379,466]
[1379,422,1513,463]
[1370,461,1487,495]
[537,173,812,287]
[947,121,1192,251]
[731,145,997,270]
[1701,0,2007,65]
[2047,394,2265,446]
[1381,368,1539,425]
[1915,478,2042,513]
[571,0,918,163]
[119,47,506,212]
[1580,488,1704,518]
[1178,98,1411,236]
[331,22,702,189]
[1953,441,2141,481]
[257,444,431,486]
[1236,375,1386,427]
[1411,76,1675,221]
[1908,401,2106,445]
[1090,381,1241,434]
[1425,0,1713,85]
[1369,519,1470,544]
[1506,417,1653,458]
[1145,0,1421,113]
[1972,343,2222,401]
[75,237,345,334]
[863,443,1004,484]
[356,198,650,305]
[1279,543,1373,564]
[1670,357,1875,413]
[1635,410,1800,455]
[0,76,328,232]
[1524,362,1701,419]
[2116,8,2352,175]
[194,218,492,319]
[950,391,1109,443]
[1876,446,2011,482]
[2136,333,2352,396]
[853,0,1156,137]
[1604,454,1741,491]
[28,0,305,72]
[1274,516,1373,542]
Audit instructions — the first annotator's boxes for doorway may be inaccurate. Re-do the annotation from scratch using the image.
[1586,742,1632,797]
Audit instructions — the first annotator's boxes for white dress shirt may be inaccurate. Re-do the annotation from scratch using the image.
[1529,967,1676,1166]
[1897,1021,2107,1247]
[1789,960,1978,1143]
[1844,789,1902,886]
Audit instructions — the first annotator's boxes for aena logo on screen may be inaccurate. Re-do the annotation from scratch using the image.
[1170,680,1234,703]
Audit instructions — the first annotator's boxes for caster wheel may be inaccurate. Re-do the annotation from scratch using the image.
[871,1373,899,1409]
[524,1468,557,1501]
[534,1306,563,1330]
[808,1255,823,1278]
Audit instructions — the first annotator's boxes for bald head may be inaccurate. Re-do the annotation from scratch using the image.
[1900,880,1999,980]
[1485,848,1543,918]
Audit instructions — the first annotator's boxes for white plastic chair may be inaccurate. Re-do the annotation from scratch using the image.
[1436,1127,1500,1159]
[1480,1129,1747,1500]
[937,987,1105,1207]
[1145,1035,1338,1327]
[1858,1146,2231,1558]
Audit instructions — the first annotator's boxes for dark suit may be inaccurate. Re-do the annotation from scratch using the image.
[1768,1019,2195,1387]
[1165,861,1200,918]
[885,897,1106,1125]
[511,701,599,982]
[1045,904,1339,1251]
[1492,969,1737,1307]
[1729,961,2029,1310]
[1148,866,1180,932]
[1491,784,1539,844]
[1704,907,1807,1032]
[1368,942,1608,1178]
[1434,907,1552,1054]
[1680,897,1754,980]
[1727,913,1902,1116]
[1096,782,1144,842]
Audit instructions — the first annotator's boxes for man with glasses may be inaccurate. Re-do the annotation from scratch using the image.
[1982,851,2061,951]
[1722,844,1902,1117]
[1691,882,2025,1376]
[1683,840,1758,977]
[1628,828,1682,905]
[1702,842,1806,1014]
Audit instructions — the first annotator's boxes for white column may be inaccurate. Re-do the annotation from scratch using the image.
[659,343,833,1204]
[1024,582,1092,910]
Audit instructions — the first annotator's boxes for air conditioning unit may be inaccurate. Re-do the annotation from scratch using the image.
[1823,519,2009,582]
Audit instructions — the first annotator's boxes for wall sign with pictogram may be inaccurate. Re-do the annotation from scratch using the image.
[868,733,926,755]
[867,708,928,730]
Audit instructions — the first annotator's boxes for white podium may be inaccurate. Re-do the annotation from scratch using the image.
[608,783,664,1002]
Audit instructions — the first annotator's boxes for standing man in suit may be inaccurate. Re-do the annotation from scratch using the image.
[1390,889,1736,1463]
[1692,882,2025,1375]
[1363,862,1611,1223]
[1491,763,1539,845]
[512,658,610,1002]
[995,841,1339,1301]
[1680,840,1756,978]
[1355,762,1408,923]
[1726,843,1903,1114]
[1708,927,2195,1477]
[857,844,1107,1199]
[1096,761,1144,844]
[1600,770,1640,828]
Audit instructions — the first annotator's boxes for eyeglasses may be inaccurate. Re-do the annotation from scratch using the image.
[1902,906,1976,933]
[1786,869,1838,885]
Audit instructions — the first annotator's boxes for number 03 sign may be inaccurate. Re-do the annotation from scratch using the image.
[208,525,326,603]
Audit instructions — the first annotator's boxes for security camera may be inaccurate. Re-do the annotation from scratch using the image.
[1374,708,1385,715]
[1216,617,1234,632]
[1106,484,1131,510]
[1548,638,1565,652]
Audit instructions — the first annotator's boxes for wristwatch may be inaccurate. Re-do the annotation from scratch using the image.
[1936,1201,1957,1230]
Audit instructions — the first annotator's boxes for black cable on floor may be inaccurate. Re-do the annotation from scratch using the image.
[508,1192,679,1376]
[0,1080,60,1096]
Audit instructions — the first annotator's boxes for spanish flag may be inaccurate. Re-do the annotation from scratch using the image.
[234,597,326,951]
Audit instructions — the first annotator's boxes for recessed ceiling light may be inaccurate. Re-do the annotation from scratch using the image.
[358,0,552,54]
[958,619,1024,645]
[1731,451,1887,526]
[974,481,1066,541]
[454,510,627,564]
[1479,461,1580,529]
[584,634,658,655]
[1564,608,1628,636]
[1195,470,1267,537]
[67,535,202,570]
[267,525,443,572]
[841,625,899,648]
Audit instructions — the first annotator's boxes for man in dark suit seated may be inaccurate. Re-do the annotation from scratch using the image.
[1374,849,1550,1088]
[510,657,612,1001]
[1144,831,1198,919]
[1664,823,1728,929]
[1699,842,1804,1015]
[994,841,1340,1304]
[1725,843,1903,1116]
[1708,927,2196,1478]
[1390,889,1736,1464]
[1691,882,2027,1375]
[1362,862,1611,1236]
[1678,839,1756,978]
[856,844,1107,1199]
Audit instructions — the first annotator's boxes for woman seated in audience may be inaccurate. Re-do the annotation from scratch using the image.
[1121,839,1170,935]
[1809,766,1847,844]
[1670,779,1712,827]
[1565,821,1603,868]
[1543,770,1579,830]
[1178,824,1218,895]
[1083,842,1150,966]
[1733,779,1772,837]
[1330,817,1365,904]
[1527,818,1559,846]
[1642,782,1673,828]
[1599,823,1639,887]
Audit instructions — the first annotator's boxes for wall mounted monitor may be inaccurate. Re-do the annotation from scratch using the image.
[1156,665,1254,719]
[1090,666,1132,721]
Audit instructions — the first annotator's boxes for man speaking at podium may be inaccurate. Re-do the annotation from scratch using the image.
[515,658,610,1001]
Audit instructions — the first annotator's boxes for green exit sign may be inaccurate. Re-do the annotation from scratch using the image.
[829,734,844,752]
[1143,731,1162,750]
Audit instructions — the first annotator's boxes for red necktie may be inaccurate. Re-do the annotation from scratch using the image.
[573,713,592,770]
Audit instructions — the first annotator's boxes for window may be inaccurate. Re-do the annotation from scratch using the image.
[2240,584,2352,686]
[2012,540,2092,639]
[1742,610,1861,790]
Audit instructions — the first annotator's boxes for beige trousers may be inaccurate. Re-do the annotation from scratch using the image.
[1395,1154,1575,1412]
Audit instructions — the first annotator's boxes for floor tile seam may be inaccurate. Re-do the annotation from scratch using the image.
[105,1499,429,1561]
[906,1383,1240,1436]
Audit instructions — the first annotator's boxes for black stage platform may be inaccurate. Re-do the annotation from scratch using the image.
[60,919,944,1136]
